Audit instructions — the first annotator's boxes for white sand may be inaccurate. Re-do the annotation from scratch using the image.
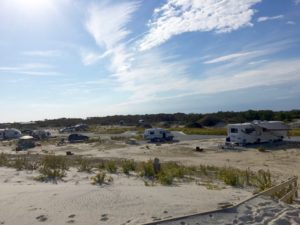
[0,167,251,225]
[156,195,300,225]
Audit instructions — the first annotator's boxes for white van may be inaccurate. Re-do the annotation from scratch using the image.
[143,128,174,142]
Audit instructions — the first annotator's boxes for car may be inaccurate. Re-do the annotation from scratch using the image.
[68,133,89,143]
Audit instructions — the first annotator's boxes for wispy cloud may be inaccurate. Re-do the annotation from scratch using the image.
[0,63,61,76]
[85,1,139,70]
[204,51,258,64]
[80,49,110,66]
[295,0,300,5]
[86,1,139,49]
[257,15,284,22]
[138,0,261,51]
[22,50,61,57]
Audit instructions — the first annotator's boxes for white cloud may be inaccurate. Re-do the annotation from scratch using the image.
[204,51,257,64]
[85,1,138,49]
[287,21,296,25]
[22,50,61,57]
[295,0,300,5]
[138,0,261,51]
[257,15,284,22]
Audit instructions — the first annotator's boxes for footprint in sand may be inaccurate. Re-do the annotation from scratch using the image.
[67,220,75,224]
[68,214,76,218]
[36,215,48,222]
[100,214,109,221]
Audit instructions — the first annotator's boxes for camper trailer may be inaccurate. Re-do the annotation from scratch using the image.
[0,129,5,140]
[143,128,174,142]
[32,130,51,140]
[0,128,22,140]
[226,121,289,145]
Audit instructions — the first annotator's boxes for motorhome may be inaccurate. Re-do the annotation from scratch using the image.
[226,121,289,145]
[143,128,174,142]
[0,128,22,140]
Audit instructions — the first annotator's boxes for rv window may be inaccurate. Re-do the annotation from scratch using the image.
[150,131,154,135]
[245,128,255,134]
[230,128,238,133]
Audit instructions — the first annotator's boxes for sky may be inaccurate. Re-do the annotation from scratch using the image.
[0,0,300,122]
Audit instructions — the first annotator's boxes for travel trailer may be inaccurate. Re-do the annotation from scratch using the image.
[0,128,22,140]
[226,121,289,145]
[32,130,51,140]
[143,128,174,142]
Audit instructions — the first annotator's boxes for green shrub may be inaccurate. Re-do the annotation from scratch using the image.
[38,155,69,181]
[105,161,117,173]
[121,160,136,174]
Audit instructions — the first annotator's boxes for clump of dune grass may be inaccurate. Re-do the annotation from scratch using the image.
[139,160,156,178]
[105,161,117,173]
[91,172,106,185]
[257,146,266,152]
[37,155,69,181]
[77,157,92,173]
[121,160,136,175]
[0,153,8,167]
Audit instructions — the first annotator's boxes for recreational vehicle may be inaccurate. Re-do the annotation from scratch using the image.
[143,128,174,142]
[226,121,289,145]
[0,128,22,140]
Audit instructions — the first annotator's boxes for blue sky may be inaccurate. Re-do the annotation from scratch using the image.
[0,0,300,122]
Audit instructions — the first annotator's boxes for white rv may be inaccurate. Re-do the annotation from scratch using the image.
[143,128,174,142]
[226,121,289,145]
[0,128,22,140]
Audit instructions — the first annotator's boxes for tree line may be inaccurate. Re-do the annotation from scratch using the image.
[1,110,300,129]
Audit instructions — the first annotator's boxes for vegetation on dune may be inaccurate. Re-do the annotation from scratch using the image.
[170,127,227,135]
[38,155,69,181]
[0,153,276,191]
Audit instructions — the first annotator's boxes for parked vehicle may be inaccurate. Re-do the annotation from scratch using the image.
[226,120,289,145]
[32,130,51,140]
[74,124,88,131]
[68,133,89,143]
[143,128,174,142]
[59,127,76,133]
[16,136,35,151]
[0,128,22,140]
[59,124,88,133]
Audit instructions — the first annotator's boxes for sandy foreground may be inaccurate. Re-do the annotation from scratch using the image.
[1,137,300,224]
[0,168,250,225]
